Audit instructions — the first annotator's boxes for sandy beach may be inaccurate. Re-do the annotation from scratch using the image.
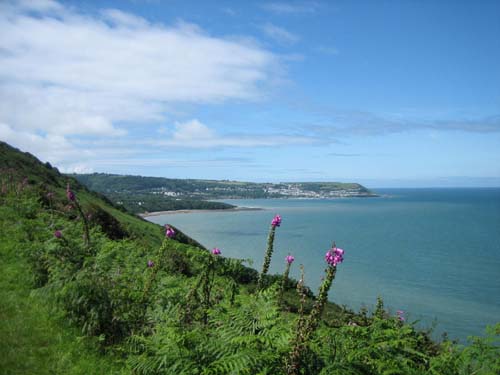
[139,206,264,218]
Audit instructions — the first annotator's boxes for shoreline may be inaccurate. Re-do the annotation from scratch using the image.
[139,195,380,218]
[139,206,264,217]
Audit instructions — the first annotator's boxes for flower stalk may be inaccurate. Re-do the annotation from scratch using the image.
[286,265,307,375]
[67,183,91,249]
[257,214,281,289]
[303,265,336,335]
[287,244,344,375]
[141,226,176,304]
[278,254,294,306]
[201,248,222,324]
[182,247,222,324]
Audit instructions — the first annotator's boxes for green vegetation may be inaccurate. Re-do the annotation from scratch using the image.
[1,141,499,374]
[101,192,235,214]
[69,173,376,214]
[0,200,126,375]
[70,173,275,197]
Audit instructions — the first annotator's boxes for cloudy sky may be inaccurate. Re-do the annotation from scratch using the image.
[1,0,499,187]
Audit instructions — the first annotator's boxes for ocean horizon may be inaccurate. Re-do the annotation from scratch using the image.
[146,188,500,343]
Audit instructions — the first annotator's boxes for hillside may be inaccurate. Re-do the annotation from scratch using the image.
[0,141,205,249]
[70,173,376,214]
[1,141,498,374]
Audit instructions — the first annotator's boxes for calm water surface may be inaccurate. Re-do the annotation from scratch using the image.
[147,188,500,342]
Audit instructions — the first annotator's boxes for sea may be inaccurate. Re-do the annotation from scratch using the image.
[146,188,500,343]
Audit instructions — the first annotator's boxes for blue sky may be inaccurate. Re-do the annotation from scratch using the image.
[1,0,499,187]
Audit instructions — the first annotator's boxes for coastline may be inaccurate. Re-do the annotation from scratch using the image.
[139,195,379,218]
[139,206,264,217]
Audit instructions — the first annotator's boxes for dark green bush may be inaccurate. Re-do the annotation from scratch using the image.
[88,203,128,240]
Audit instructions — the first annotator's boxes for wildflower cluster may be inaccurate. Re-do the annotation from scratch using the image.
[325,246,344,267]
[165,225,175,238]
[211,247,221,255]
[271,214,282,227]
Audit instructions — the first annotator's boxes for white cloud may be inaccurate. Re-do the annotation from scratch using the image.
[100,9,149,28]
[159,119,316,148]
[0,122,93,163]
[59,163,95,174]
[260,23,300,44]
[0,0,280,165]
[88,157,257,169]
[10,0,64,13]
[172,119,216,142]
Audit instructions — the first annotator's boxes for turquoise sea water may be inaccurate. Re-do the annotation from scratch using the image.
[147,188,500,342]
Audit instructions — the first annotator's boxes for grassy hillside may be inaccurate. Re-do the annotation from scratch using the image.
[1,141,498,374]
[0,206,126,375]
[0,141,205,249]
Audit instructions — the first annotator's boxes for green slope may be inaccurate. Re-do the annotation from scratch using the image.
[0,141,205,249]
[0,206,126,375]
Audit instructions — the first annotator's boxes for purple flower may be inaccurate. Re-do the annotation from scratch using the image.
[271,214,282,227]
[66,183,75,201]
[165,225,175,238]
[46,192,54,199]
[211,247,221,255]
[325,246,345,267]
[54,230,62,239]
[147,260,155,268]
[397,310,405,322]
[285,255,295,264]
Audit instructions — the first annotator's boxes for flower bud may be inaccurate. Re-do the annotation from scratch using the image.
[271,214,282,227]
[211,247,221,255]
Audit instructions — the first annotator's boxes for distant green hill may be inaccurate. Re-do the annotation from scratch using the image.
[70,173,376,214]
[71,173,375,198]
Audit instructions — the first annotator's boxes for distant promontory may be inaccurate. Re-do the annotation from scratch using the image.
[70,173,377,214]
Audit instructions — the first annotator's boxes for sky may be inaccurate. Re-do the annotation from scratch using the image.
[0,0,499,187]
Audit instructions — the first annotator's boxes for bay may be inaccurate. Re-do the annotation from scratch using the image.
[146,188,500,342]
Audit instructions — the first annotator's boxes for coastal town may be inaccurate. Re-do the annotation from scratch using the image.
[149,182,377,199]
